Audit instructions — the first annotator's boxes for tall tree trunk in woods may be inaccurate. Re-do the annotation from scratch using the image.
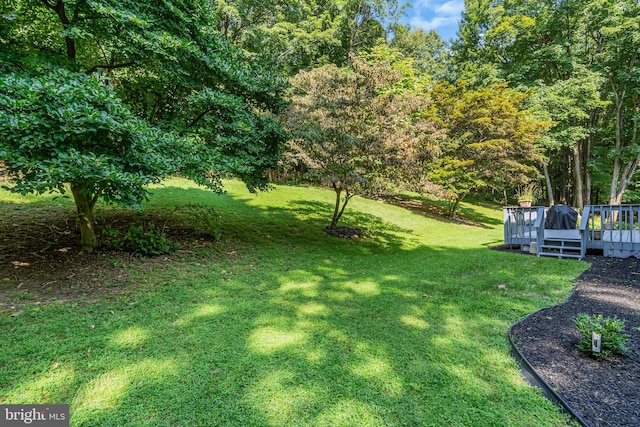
[573,144,584,209]
[609,97,639,205]
[543,163,555,206]
[71,183,98,250]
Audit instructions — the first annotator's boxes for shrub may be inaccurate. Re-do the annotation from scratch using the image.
[104,222,178,256]
[574,313,630,358]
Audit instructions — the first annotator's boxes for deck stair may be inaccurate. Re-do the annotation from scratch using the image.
[538,230,583,259]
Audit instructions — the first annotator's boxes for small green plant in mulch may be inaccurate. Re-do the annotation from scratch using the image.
[574,313,630,358]
[172,203,222,239]
[104,222,178,256]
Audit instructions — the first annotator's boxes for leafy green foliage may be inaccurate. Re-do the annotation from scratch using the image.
[0,69,183,205]
[574,313,630,358]
[0,0,288,248]
[283,55,441,228]
[428,82,547,216]
[389,24,449,82]
[104,222,178,256]
[212,0,404,74]
[451,0,640,206]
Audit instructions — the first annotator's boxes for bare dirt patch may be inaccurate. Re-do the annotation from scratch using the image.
[0,207,216,308]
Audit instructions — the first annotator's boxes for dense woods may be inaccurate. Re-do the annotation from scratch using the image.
[1,0,639,239]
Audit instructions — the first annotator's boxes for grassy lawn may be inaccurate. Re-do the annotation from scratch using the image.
[0,178,587,426]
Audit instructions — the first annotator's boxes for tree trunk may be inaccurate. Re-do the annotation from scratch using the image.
[608,98,638,205]
[70,183,98,250]
[572,144,584,209]
[449,192,466,218]
[543,163,555,206]
[330,183,352,229]
[609,99,625,204]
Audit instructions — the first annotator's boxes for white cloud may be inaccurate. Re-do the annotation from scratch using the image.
[435,0,464,16]
[410,14,460,31]
[405,0,464,38]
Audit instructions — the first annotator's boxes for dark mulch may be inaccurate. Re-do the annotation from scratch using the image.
[324,225,363,239]
[510,253,640,427]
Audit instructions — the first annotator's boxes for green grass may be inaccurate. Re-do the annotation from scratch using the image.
[0,178,588,426]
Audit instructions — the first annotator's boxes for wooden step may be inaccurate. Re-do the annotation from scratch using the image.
[538,237,585,259]
[539,251,583,259]
[541,244,581,250]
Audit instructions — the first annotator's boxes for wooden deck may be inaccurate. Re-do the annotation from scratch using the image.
[504,204,640,259]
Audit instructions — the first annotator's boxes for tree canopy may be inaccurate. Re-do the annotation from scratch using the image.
[283,55,441,228]
[2,0,639,248]
[0,0,287,248]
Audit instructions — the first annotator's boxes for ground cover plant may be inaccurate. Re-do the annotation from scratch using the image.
[574,313,630,358]
[0,178,589,426]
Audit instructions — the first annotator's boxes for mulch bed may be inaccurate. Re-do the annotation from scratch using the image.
[324,225,363,239]
[510,253,640,427]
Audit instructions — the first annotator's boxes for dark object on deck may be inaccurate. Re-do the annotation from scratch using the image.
[545,205,578,230]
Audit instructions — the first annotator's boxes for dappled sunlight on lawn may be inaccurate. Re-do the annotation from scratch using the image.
[399,314,430,329]
[172,304,228,327]
[248,327,309,355]
[296,302,329,316]
[278,274,321,297]
[347,353,404,397]
[4,365,77,404]
[314,400,388,427]
[243,369,322,425]
[0,179,590,426]
[108,326,149,349]
[341,280,381,296]
[72,358,177,421]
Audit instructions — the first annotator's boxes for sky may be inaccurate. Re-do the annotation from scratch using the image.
[401,0,465,42]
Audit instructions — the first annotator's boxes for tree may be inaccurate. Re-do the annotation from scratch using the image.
[0,70,191,248]
[211,0,404,75]
[0,0,287,249]
[451,0,640,207]
[529,69,608,207]
[584,0,640,204]
[389,24,449,83]
[429,82,547,217]
[283,56,440,231]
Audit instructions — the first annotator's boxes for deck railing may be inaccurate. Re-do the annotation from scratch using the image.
[504,204,640,258]
[503,206,545,246]
[586,204,640,257]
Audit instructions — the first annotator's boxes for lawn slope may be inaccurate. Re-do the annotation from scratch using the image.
[0,179,587,426]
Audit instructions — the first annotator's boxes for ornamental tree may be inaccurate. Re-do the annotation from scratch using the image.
[283,56,440,230]
[429,82,548,217]
[0,69,193,248]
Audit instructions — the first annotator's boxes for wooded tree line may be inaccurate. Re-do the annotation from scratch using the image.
[1,0,638,246]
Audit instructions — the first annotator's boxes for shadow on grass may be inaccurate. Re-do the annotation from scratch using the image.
[0,184,584,426]
[373,193,503,229]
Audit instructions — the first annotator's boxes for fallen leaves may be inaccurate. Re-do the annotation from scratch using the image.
[11,261,30,267]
